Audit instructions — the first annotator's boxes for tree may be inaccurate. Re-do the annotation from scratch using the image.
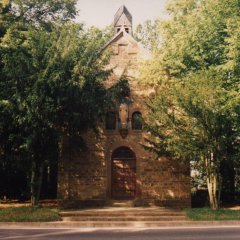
[0,0,112,205]
[141,0,240,209]
[6,0,77,28]
[145,69,239,209]
[134,20,160,51]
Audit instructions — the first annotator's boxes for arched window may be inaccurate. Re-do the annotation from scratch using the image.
[132,112,143,130]
[105,112,116,130]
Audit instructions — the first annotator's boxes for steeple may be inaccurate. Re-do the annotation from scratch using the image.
[114,5,132,35]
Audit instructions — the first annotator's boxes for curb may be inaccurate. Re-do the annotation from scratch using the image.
[0,221,240,229]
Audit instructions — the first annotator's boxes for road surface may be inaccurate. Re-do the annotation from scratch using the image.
[1,226,240,240]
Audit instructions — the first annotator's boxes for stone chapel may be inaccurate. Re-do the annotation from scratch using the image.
[58,6,191,208]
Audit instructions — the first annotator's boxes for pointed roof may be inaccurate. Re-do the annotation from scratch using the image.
[100,29,130,52]
[100,28,151,59]
[114,5,132,26]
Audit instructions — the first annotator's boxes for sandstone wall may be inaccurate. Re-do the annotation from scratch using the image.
[58,31,191,208]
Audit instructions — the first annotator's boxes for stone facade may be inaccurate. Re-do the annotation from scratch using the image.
[58,6,191,208]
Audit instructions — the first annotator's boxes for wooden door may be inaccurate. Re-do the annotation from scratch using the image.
[111,147,136,199]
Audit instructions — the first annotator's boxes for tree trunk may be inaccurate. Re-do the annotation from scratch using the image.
[207,172,219,209]
[30,160,45,207]
[30,161,37,206]
[205,153,220,210]
[36,161,45,205]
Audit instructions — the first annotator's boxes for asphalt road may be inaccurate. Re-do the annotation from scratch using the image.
[1,226,240,240]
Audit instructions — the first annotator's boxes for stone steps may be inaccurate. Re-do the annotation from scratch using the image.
[60,212,185,217]
[61,216,186,222]
[56,221,194,228]
[110,200,134,207]
[60,206,188,227]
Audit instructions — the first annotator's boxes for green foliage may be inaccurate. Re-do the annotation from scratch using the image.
[0,0,112,204]
[107,78,131,100]
[146,69,239,161]
[185,208,240,221]
[142,0,240,209]
[146,0,240,78]
[0,207,60,222]
[134,19,161,51]
[0,0,11,37]
[9,0,77,28]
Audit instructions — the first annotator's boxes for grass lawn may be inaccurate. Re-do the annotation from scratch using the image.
[0,206,60,222]
[185,208,240,221]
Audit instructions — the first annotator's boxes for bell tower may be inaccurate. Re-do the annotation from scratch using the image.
[114,5,133,35]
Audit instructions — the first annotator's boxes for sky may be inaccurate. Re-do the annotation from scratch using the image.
[76,0,168,29]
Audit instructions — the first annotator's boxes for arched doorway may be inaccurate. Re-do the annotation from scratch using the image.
[111,147,136,199]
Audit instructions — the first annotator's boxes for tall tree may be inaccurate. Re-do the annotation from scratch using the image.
[142,0,240,209]
[145,70,239,209]
[0,0,112,205]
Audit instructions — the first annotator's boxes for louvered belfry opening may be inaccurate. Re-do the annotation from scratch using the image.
[111,147,136,199]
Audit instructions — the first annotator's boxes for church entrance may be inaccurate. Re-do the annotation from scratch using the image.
[111,147,136,199]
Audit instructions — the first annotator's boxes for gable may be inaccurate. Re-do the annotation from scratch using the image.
[102,30,139,54]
